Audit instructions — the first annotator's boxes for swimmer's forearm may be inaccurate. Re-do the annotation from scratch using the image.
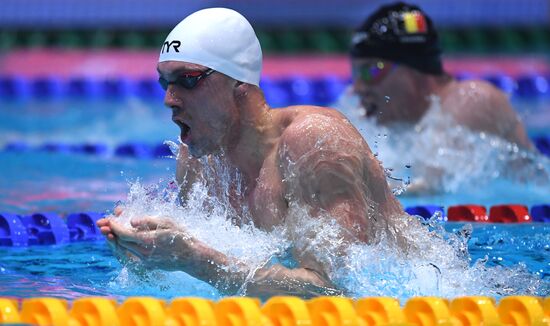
[240,264,343,298]
[179,240,341,297]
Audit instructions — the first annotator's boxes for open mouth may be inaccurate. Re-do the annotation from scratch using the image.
[173,119,191,141]
[362,101,378,117]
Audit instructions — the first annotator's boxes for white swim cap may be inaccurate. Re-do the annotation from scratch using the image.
[159,8,262,86]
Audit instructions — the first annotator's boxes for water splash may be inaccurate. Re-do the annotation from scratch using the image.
[109,152,291,298]
[108,147,547,300]
[335,89,550,199]
[335,213,546,299]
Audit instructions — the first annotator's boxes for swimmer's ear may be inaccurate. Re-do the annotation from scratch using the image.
[233,81,266,108]
[233,80,249,102]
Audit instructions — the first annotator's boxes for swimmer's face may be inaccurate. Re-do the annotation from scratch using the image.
[352,58,416,124]
[158,61,239,157]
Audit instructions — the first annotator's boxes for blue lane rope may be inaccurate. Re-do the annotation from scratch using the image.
[2,141,174,159]
[0,204,548,247]
[0,73,549,104]
[0,212,103,247]
[2,136,550,158]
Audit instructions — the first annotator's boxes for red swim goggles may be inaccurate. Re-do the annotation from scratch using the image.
[158,69,215,90]
[352,61,394,84]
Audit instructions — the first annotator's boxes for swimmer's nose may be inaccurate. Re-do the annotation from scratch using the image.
[163,86,182,109]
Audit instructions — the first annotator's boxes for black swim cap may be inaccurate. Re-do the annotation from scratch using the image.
[350,2,443,75]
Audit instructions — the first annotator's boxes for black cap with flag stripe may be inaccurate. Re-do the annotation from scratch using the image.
[350,2,444,75]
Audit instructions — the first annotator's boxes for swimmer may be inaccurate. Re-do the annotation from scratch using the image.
[97,8,406,298]
[337,1,536,193]
[344,1,532,146]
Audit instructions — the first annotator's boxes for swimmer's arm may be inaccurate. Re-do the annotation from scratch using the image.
[293,154,374,242]
[184,241,342,298]
[103,216,340,298]
[280,115,398,242]
[267,117,401,295]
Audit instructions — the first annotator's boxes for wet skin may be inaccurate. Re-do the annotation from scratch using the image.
[351,58,532,148]
[97,61,404,298]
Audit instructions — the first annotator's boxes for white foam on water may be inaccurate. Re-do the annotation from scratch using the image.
[335,89,550,197]
[108,151,291,298]
[107,140,547,299]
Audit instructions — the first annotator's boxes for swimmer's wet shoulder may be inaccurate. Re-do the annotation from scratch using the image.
[246,105,368,231]
[443,80,533,149]
[271,105,403,239]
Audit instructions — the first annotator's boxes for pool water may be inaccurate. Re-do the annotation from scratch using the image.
[0,98,549,300]
[1,97,549,211]
[0,223,547,300]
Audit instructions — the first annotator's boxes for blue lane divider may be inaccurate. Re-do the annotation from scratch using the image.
[0,204,548,247]
[406,204,550,223]
[114,142,155,159]
[0,75,30,98]
[0,213,28,247]
[259,76,291,108]
[533,135,550,157]
[312,75,348,106]
[3,141,174,159]
[67,77,103,98]
[4,141,31,152]
[153,143,174,157]
[67,212,103,241]
[281,75,316,105]
[405,205,445,221]
[72,143,110,155]
[20,213,70,245]
[32,76,65,98]
[0,212,104,247]
[101,78,136,98]
[515,75,550,98]
[531,204,550,223]
[1,74,549,104]
[483,74,518,95]
[3,137,550,158]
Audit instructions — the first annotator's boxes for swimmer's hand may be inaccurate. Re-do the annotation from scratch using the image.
[99,213,197,271]
[97,210,340,298]
[99,212,226,282]
[118,218,189,271]
[97,207,148,274]
[97,206,124,241]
